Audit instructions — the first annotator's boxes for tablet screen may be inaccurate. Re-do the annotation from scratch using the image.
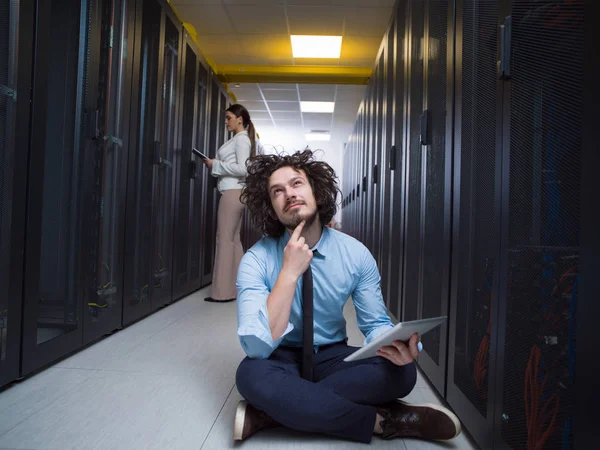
[343,316,447,362]
[192,147,209,159]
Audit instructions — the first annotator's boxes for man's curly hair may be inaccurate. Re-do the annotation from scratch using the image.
[241,149,340,238]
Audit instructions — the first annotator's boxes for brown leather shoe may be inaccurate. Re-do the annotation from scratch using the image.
[377,400,462,441]
[233,400,280,441]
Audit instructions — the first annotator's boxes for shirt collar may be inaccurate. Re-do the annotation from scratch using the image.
[280,226,330,257]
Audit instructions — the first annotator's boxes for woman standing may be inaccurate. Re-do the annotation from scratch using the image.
[203,104,256,302]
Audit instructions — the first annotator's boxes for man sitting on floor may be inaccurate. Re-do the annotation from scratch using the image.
[233,149,461,444]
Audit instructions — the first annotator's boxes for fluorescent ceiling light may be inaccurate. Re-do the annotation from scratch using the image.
[305,132,331,141]
[291,35,342,58]
[301,101,335,113]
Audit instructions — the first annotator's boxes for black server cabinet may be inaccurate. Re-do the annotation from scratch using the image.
[494,1,583,449]
[366,68,377,259]
[80,0,136,345]
[359,103,367,243]
[408,0,454,395]
[0,0,32,386]
[172,32,199,300]
[380,27,394,312]
[447,1,586,449]
[447,0,501,446]
[22,0,91,374]
[191,60,210,287]
[401,0,425,325]
[387,0,410,322]
[373,57,385,275]
[200,77,226,287]
[579,2,598,443]
[123,0,181,325]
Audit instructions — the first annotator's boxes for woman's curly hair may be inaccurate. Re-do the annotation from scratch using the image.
[241,149,340,238]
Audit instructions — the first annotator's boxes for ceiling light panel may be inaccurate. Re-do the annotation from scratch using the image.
[300,101,335,113]
[305,132,331,141]
[291,35,343,58]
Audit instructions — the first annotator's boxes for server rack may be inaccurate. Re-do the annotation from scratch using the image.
[387,0,410,323]
[21,0,91,374]
[192,60,210,285]
[80,0,136,345]
[380,26,394,312]
[373,56,386,276]
[1,0,230,388]
[494,1,583,448]
[446,0,503,445]
[405,0,454,395]
[0,0,33,386]
[172,30,201,300]
[578,2,598,443]
[343,0,588,448]
[123,0,182,325]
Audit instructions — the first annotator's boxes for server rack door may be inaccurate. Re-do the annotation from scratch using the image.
[191,62,209,287]
[201,78,222,286]
[80,0,134,345]
[381,31,394,311]
[354,107,359,240]
[401,0,425,323]
[354,110,360,240]
[366,74,376,256]
[346,142,351,237]
[495,1,584,449]
[358,95,365,243]
[579,9,598,444]
[446,0,502,447]
[351,110,357,238]
[22,0,89,374]
[380,24,392,310]
[0,0,32,386]
[359,103,367,243]
[149,13,180,309]
[388,0,410,322]
[415,0,454,395]
[373,57,385,275]
[123,0,164,325]
[173,37,198,300]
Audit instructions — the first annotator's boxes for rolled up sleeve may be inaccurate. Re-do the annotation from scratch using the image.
[236,248,294,359]
[351,246,394,345]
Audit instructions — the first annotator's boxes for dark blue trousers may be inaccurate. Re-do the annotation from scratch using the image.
[235,342,417,443]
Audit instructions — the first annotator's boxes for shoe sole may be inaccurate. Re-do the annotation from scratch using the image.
[233,401,248,441]
[396,400,462,440]
[204,298,236,302]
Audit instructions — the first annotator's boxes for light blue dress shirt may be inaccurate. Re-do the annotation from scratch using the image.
[236,227,394,359]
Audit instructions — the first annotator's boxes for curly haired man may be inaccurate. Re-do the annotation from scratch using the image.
[233,149,461,444]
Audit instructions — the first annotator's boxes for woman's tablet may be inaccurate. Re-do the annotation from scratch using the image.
[343,316,447,362]
[192,147,209,159]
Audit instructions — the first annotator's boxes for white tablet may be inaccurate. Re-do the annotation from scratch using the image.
[192,147,209,160]
[343,316,447,362]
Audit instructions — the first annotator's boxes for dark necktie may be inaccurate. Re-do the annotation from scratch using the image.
[302,262,314,382]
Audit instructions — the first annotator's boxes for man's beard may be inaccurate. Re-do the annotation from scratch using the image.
[282,208,318,231]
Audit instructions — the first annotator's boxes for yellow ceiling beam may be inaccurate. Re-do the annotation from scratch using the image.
[216,65,372,85]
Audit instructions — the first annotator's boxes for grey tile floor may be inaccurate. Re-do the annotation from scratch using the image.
[0,287,480,450]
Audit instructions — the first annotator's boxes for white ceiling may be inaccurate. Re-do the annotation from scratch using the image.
[171,0,394,213]
[172,0,395,67]
[232,82,365,151]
